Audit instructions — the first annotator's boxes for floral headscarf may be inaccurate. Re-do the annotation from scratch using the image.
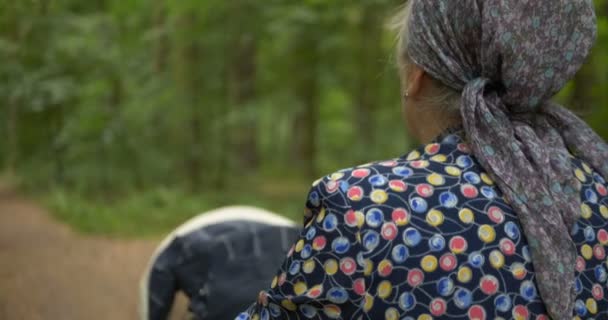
[406,0,608,318]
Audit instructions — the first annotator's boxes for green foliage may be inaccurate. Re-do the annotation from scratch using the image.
[1,0,606,236]
[42,179,308,237]
[43,187,205,237]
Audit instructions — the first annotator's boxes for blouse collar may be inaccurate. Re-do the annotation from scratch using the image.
[432,126,466,145]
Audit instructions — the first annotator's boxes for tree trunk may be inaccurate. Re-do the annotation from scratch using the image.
[230,32,259,169]
[292,31,319,179]
[354,7,382,156]
[213,24,234,190]
[175,12,203,191]
[6,96,19,176]
[153,0,169,73]
[226,0,259,171]
[38,0,49,14]
[294,76,318,180]
[569,0,605,114]
[188,100,203,190]
[5,17,22,176]
[51,104,66,186]
[569,60,595,116]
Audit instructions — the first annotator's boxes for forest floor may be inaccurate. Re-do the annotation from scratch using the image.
[0,183,188,320]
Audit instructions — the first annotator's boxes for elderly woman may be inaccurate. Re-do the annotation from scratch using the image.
[238,1,608,319]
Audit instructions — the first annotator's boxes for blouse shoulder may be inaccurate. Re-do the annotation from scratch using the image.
[303,132,479,224]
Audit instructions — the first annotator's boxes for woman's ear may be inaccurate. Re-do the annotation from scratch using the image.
[407,65,425,98]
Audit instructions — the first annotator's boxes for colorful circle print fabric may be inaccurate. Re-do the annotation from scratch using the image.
[236,131,608,320]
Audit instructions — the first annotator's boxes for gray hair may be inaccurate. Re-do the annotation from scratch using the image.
[389,1,462,118]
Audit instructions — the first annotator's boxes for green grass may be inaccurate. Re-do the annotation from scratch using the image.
[40,179,310,238]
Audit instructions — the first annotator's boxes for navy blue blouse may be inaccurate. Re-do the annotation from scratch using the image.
[237,131,608,320]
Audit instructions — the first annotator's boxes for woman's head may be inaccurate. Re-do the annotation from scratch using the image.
[389,1,604,319]
[390,2,461,143]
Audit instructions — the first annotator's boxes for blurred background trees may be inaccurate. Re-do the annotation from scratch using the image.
[1,0,606,236]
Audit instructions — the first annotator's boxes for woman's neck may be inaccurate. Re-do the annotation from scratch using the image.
[415,114,463,144]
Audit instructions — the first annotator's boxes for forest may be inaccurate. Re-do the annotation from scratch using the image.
[1,0,607,237]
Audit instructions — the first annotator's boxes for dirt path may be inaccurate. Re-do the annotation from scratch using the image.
[0,186,187,320]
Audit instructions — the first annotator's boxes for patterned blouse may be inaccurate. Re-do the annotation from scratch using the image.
[236,131,608,320]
